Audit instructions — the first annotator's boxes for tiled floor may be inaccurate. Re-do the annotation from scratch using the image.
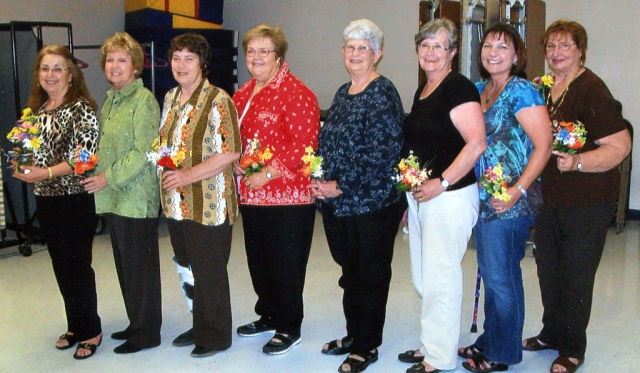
[1,215,638,372]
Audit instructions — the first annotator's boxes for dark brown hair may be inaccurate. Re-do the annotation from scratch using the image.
[478,23,527,80]
[168,33,211,77]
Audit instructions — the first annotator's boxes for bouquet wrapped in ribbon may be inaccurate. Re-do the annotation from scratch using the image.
[146,137,187,170]
[478,163,511,202]
[300,146,323,179]
[239,135,273,177]
[392,151,432,192]
[69,145,99,175]
[551,119,587,154]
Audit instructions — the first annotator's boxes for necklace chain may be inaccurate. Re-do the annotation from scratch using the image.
[547,68,582,117]
[484,77,512,104]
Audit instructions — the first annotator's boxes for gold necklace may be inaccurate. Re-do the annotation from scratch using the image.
[484,76,512,104]
[547,68,582,117]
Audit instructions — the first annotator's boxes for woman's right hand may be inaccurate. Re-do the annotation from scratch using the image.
[12,165,48,183]
[232,159,246,176]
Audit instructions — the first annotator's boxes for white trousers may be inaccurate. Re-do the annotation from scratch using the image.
[407,184,479,370]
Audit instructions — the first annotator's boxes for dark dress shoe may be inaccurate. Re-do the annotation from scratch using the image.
[113,341,143,354]
[172,329,194,347]
[191,346,219,358]
[237,320,276,337]
[110,330,129,340]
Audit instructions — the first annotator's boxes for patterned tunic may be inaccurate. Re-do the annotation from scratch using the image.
[232,62,320,206]
[159,79,241,226]
[33,98,99,196]
[474,77,545,222]
[319,75,404,217]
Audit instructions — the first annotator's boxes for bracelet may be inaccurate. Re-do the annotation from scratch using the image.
[47,167,53,180]
[516,183,527,197]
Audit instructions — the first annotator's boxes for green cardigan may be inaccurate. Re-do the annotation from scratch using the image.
[95,78,161,218]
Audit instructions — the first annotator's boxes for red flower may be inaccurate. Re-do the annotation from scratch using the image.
[75,161,96,175]
[157,155,176,170]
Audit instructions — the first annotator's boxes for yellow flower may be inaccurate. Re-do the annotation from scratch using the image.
[28,138,42,149]
[540,75,554,88]
[21,108,33,120]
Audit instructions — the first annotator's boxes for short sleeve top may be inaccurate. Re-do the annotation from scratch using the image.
[540,68,627,207]
[474,77,545,221]
[402,71,481,190]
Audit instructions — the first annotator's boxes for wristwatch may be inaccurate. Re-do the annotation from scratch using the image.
[265,169,273,180]
[576,155,583,171]
[439,175,450,190]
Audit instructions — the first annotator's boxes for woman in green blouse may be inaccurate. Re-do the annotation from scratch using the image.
[82,32,162,354]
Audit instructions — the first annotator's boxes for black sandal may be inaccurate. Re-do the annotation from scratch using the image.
[55,333,78,350]
[550,356,583,373]
[73,335,102,360]
[398,349,424,363]
[322,336,353,355]
[462,354,508,373]
[338,349,378,373]
[522,335,554,351]
[458,343,484,359]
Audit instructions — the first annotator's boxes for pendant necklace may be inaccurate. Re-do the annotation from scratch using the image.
[547,67,582,117]
[485,76,512,104]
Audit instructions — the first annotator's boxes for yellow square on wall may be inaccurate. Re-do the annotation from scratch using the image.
[125,0,166,13]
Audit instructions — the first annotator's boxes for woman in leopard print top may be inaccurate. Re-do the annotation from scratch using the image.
[13,45,101,360]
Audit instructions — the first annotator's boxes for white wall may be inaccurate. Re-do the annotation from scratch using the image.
[225,0,640,211]
[2,0,638,210]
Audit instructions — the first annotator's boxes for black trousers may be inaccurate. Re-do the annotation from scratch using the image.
[106,213,161,348]
[534,201,615,359]
[36,193,101,341]
[167,218,233,350]
[240,204,316,336]
[321,200,405,355]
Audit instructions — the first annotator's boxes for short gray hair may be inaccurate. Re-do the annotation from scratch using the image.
[343,19,384,51]
[415,18,458,51]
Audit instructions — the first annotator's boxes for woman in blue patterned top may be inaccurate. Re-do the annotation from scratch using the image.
[309,19,405,373]
[458,24,551,373]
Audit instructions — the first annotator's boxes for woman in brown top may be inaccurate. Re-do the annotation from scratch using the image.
[521,19,631,373]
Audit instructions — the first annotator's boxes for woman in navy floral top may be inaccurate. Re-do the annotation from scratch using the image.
[310,19,405,373]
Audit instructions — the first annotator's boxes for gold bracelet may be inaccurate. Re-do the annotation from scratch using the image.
[47,167,53,180]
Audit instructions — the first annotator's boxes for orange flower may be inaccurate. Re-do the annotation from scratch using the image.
[300,164,312,177]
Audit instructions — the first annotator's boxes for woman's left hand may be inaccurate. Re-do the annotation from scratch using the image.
[12,166,48,183]
[553,150,579,172]
[491,185,521,214]
[80,172,108,193]
[412,178,444,203]
[162,169,194,190]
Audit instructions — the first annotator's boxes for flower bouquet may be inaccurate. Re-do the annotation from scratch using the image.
[551,119,587,154]
[239,135,273,177]
[69,145,99,175]
[532,74,554,90]
[392,151,432,192]
[146,137,187,170]
[6,108,42,173]
[300,146,323,179]
[478,162,511,202]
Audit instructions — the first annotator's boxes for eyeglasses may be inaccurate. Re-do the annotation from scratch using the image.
[342,45,375,54]
[418,43,449,52]
[545,42,576,52]
[39,65,69,74]
[246,49,276,58]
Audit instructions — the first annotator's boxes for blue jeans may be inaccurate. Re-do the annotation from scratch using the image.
[473,215,534,365]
